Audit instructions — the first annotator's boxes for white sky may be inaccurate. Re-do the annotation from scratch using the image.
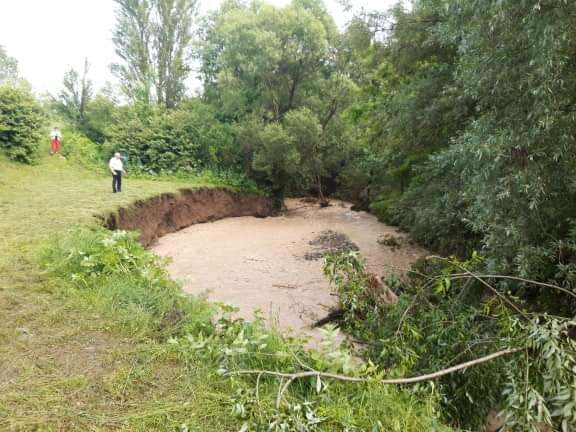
[0,0,397,96]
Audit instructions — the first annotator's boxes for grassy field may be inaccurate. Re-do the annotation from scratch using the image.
[0,156,229,431]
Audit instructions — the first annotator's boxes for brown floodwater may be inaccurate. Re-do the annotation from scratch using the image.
[152,199,426,343]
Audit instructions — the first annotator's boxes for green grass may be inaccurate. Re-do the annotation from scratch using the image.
[0,156,209,247]
[0,156,451,431]
[0,156,223,431]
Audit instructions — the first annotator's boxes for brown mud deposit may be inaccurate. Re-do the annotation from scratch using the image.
[151,198,427,344]
[104,187,276,246]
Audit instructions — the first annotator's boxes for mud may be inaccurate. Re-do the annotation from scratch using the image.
[152,198,427,344]
[104,187,276,246]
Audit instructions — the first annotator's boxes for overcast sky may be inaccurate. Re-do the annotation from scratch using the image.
[0,0,398,96]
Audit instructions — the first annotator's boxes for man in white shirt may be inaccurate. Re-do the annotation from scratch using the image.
[109,152,126,193]
[50,127,62,154]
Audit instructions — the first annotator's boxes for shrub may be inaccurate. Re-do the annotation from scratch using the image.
[252,123,300,201]
[43,227,215,336]
[105,101,238,174]
[60,128,103,169]
[0,85,44,163]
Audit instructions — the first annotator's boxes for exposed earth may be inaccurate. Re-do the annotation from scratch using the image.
[152,198,426,343]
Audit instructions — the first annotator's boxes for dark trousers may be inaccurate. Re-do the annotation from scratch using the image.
[112,171,122,193]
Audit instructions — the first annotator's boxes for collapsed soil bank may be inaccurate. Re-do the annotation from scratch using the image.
[103,187,276,246]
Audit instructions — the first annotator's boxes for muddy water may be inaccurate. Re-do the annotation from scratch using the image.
[152,199,426,342]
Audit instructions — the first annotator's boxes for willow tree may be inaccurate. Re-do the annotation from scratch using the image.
[200,0,355,201]
[199,0,340,122]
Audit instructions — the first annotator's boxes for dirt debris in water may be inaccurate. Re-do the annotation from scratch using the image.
[304,230,359,261]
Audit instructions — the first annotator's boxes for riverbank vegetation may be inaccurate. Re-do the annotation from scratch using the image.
[1,0,575,430]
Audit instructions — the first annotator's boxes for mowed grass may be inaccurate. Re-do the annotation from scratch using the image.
[0,156,234,431]
[0,156,207,247]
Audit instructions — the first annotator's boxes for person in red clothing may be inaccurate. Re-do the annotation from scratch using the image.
[50,126,62,154]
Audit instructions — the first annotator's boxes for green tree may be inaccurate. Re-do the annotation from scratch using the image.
[154,0,197,107]
[200,0,355,199]
[440,0,576,282]
[112,0,198,107]
[56,58,93,129]
[252,123,300,203]
[200,0,338,121]
[83,93,118,144]
[284,108,326,201]
[0,85,44,163]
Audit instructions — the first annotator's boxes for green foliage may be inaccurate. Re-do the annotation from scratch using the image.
[439,0,576,285]
[43,227,214,336]
[199,0,357,200]
[252,123,301,201]
[200,0,338,122]
[82,93,117,143]
[105,100,238,174]
[42,226,452,431]
[324,251,576,431]
[0,85,44,163]
[59,129,103,169]
[112,0,198,107]
[345,0,576,302]
[387,151,481,256]
[55,59,93,132]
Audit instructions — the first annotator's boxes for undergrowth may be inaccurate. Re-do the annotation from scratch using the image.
[41,226,453,431]
[58,126,266,196]
[324,252,576,431]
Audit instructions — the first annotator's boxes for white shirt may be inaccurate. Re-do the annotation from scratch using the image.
[50,129,62,139]
[109,157,124,172]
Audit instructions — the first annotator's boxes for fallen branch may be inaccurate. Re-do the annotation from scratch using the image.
[272,284,298,290]
[225,347,523,407]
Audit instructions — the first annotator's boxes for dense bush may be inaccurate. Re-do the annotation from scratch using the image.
[345,0,576,302]
[60,128,103,169]
[43,227,215,335]
[325,251,576,431]
[0,85,44,163]
[252,122,301,201]
[105,101,238,174]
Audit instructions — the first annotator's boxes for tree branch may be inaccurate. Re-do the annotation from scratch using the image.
[446,273,576,300]
[225,347,523,406]
[428,256,530,320]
